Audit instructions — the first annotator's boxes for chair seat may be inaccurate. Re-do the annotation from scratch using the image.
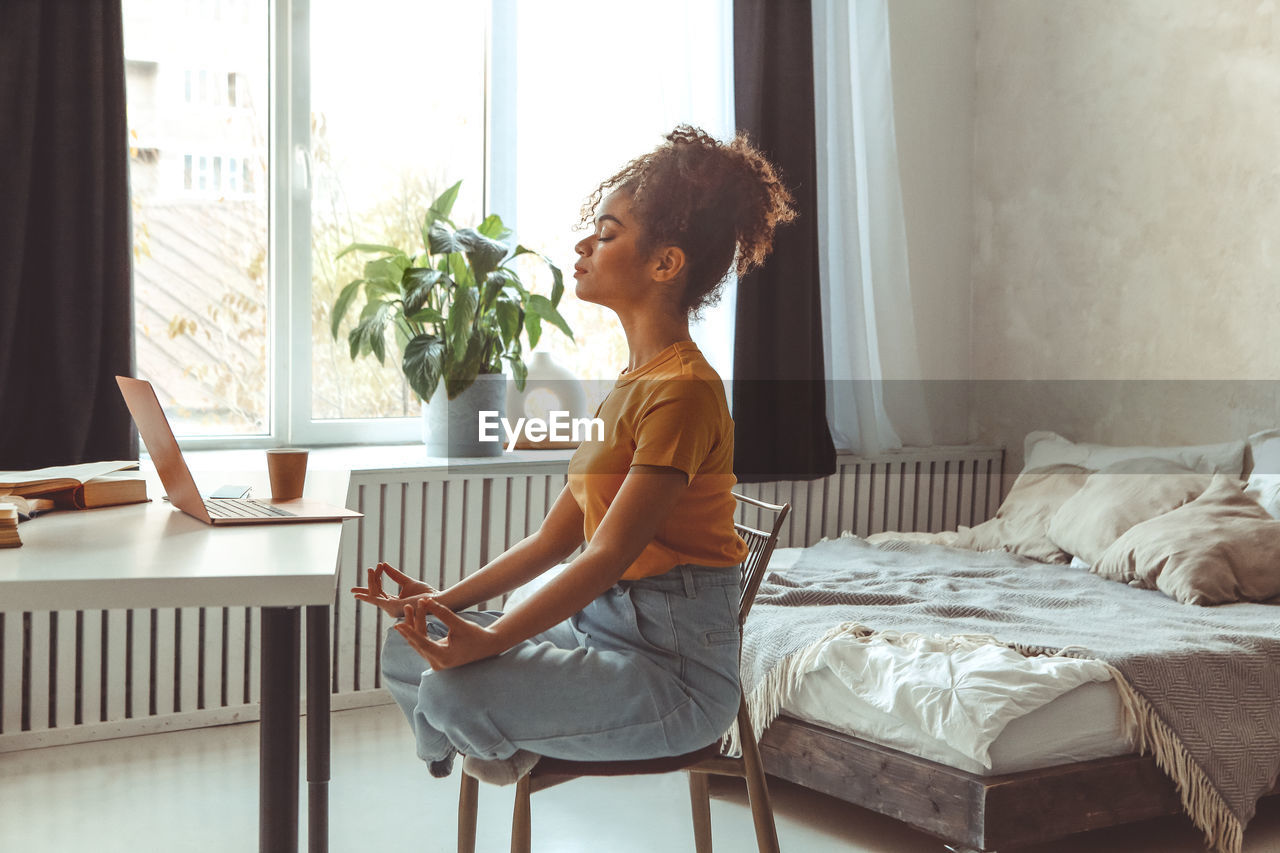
[529,741,723,779]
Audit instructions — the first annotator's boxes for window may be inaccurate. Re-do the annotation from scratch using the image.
[306,0,487,427]
[123,0,733,446]
[125,0,269,438]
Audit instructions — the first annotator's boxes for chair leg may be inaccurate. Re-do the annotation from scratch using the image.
[510,773,532,853]
[688,770,713,853]
[736,701,780,853]
[457,770,479,853]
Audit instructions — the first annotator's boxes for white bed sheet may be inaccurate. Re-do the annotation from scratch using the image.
[766,547,1137,776]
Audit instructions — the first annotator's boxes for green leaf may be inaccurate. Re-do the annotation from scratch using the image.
[446,286,477,356]
[548,261,565,307]
[454,228,509,283]
[480,328,504,373]
[525,294,574,341]
[364,255,408,280]
[348,325,365,360]
[335,242,404,261]
[369,321,387,364]
[525,312,542,350]
[403,333,446,402]
[481,269,513,314]
[500,278,527,300]
[445,329,487,399]
[448,252,474,289]
[427,180,462,227]
[476,213,512,242]
[495,298,520,347]
[427,222,459,256]
[505,353,528,392]
[406,306,445,325]
[363,256,408,300]
[364,278,400,301]
[330,279,363,339]
[402,267,443,315]
[349,302,392,364]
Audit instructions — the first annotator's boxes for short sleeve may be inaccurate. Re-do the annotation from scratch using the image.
[630,380,723,482]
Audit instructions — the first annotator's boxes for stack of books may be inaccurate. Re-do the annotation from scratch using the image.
[0,502,19,548]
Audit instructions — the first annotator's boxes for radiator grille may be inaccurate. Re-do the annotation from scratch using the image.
[0,447,1000,749]
[733,448,1005,548]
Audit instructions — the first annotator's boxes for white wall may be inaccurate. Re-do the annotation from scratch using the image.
[886,0,977,443]
[969,0,1280,468]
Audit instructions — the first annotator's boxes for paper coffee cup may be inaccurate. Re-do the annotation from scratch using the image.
[266,448,309,500]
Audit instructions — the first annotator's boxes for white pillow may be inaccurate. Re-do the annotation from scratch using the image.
[1022,430,1246,477]
[1244,429,1280,519]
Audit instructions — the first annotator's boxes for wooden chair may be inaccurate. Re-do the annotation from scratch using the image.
[457,492,791,853]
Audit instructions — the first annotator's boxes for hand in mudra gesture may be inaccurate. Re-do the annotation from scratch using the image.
[394,597,503,670]
[351,562,440,618]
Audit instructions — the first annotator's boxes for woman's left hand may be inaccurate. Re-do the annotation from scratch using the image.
[394,597,506,670]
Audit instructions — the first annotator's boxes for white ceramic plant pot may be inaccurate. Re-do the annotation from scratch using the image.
[506,351,588,438]
[422,372,507,458]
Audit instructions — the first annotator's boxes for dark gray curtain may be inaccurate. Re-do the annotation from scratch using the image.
[0,0,136,469]
[732,0,836,483]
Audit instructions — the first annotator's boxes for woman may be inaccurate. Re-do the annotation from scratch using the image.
[353,125,795,784]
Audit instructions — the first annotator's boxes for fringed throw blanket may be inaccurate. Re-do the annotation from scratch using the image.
[737,536,1280,853]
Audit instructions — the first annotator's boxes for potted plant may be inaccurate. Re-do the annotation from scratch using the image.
[329,180,573,456]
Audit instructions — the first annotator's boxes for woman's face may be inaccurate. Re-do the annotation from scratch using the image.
[572,190,650,311]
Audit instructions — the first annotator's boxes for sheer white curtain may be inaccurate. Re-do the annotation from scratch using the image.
[812,0,933,453]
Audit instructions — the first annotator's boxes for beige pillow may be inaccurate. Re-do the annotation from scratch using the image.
[953,464,1089,563]
[1094,474,1280,605]
[1023,430,1247,477]
[1047,457,1212,565]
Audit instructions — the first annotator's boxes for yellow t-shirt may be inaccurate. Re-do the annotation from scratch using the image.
[568,340,749,580]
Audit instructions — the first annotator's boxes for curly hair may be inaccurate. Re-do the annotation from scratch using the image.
[580,125,797,318]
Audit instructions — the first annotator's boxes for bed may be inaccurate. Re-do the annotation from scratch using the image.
[738,431,1280,853]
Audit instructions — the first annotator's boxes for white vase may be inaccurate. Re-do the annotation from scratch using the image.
[506,352,588,440]
[421,373,506,458]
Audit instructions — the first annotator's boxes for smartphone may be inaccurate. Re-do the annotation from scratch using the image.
[209,484,253,499]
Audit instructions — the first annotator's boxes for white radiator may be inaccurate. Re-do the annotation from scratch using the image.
[0,446,1001,750]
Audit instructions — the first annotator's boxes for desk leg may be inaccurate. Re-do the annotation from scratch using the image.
[306,605,330,853]
[261,606,300,853]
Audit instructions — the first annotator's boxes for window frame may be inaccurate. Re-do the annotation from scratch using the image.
[171,0,731,450]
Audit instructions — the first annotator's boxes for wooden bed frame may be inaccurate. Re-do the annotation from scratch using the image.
[757,714,1280,851]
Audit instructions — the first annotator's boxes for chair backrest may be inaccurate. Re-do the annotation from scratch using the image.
[731,492,791,626]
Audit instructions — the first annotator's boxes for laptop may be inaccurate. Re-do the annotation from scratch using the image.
[116,376,362,525]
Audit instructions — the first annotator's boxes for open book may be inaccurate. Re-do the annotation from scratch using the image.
[51,473,149,510]
[0,461,147,510]
[0,461,139,494]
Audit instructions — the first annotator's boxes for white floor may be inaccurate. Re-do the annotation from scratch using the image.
[1,704,1278,853]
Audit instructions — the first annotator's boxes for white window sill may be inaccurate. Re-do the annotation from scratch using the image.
[151,445,576,506]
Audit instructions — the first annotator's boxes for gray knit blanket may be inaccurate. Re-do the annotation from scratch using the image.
[740,536,1280,853]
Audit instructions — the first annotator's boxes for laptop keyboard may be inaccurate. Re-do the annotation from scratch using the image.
[204,499,296,519]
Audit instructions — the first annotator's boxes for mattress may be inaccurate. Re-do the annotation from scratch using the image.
[766,547,1137,776]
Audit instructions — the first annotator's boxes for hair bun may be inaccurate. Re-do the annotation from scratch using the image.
[582,125,796,317]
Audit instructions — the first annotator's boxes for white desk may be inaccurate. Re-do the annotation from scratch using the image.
[0,495,351,853]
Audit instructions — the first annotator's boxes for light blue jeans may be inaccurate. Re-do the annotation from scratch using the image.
[380,564,743,776]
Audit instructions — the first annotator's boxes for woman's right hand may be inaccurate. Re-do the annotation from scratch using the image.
[351,562,441,618]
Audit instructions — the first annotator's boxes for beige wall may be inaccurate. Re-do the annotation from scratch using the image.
[968,0,1280,468]
[887,0,977,442]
